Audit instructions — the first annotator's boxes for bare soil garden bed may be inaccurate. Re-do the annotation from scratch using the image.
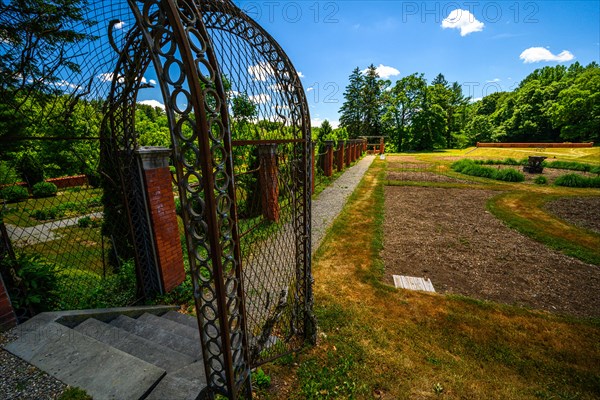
[387,162,434,170]
[545,196,600,234]
[387,171,472,184]
[382,186,600,318]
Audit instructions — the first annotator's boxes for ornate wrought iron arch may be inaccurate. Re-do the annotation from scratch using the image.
[102,1,314,398]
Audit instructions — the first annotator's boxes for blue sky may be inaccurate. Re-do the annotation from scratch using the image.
[140,1,600,128]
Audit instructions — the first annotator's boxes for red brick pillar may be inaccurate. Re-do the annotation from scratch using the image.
[337,141,345,172]
[137,147,185,294]
[258,144,280,222]
[324,141,334,177]
[345,141,351,168]
[380,137,385,155]
[351,140,357,162]
[354,140,359,160]
[363,139,367,154]
[0,273,16,331]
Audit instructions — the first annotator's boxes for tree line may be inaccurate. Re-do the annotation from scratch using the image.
[338,62,600,151]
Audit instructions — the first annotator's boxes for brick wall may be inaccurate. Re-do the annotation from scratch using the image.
[143,167,186,293]
[0,273,17,331]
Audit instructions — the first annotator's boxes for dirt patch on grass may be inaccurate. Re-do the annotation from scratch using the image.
[387,162,434,170]
[386,155,425,164]
[387,171,472,184]
[545,197,600,234]
[382,186,600,318]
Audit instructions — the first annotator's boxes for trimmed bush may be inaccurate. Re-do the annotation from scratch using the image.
[591,166,600,175]
[450,159,474,173]
[452,159,525,182]
[546,160,592,172]
[495,168,525,182]
[533,176,548,185]
[554,173,600,188]
[32,181,58,198]
[0,185,29,203]
[475,158,524,166]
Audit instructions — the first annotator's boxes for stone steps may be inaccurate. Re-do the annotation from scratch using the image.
[3,306,207,399]
[74,318,195,373]
[110,314,202,360]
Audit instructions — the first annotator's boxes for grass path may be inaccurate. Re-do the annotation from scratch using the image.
[263,157,600,400]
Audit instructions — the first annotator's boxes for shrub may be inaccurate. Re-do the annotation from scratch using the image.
[533,176,548,185]
[474,158,525,166]
[0,161,18,185]
[451,159,475,173]
[591,166,600,175]
[495,168,525,182]
[1,254,60,313]
[17,152,45,186]
[32,181,58,198]
[252,368,271,389]
[0,185,29,203]
[31,196,103,221]
[77,216,101,228]
[462,164,496,179]
[31,208,62,221]
[554,173,600,188]
[546,160,592,172]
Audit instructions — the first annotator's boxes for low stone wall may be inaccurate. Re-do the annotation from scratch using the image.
[476,142,594,148]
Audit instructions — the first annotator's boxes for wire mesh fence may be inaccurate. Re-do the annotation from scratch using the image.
[0,136,139,318]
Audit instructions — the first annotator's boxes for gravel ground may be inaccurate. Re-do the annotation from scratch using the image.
[0,330,66,400]
[312,155,375,251]
[545,197,600,234]
[383,186,600,318]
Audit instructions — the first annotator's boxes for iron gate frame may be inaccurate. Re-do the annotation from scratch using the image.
[101,1,314,398]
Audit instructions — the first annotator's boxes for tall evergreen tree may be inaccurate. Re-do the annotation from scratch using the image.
[361,64,383,137]
[339,67,364,138]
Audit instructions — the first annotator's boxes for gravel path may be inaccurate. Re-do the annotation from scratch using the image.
[312,155,376,251]
[6,212,103,247]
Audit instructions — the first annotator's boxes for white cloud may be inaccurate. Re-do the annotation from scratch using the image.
[249,93,271,104]
[311,118,339,129]
[441,9,484,36]
[55,80,81,91]
[519,47,574,63]
[97,72,124,84]
[486,78,501,83]
[306,87,314,92]
[114,21,126,30]
[149,79,157,85]
[297,71,305,78]
[248,62,275,82]
[361,64,400,79]
[138,100,165,110]
[470,97,482,103]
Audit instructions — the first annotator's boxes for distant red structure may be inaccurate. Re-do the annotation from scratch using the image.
[476,142,594,148]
